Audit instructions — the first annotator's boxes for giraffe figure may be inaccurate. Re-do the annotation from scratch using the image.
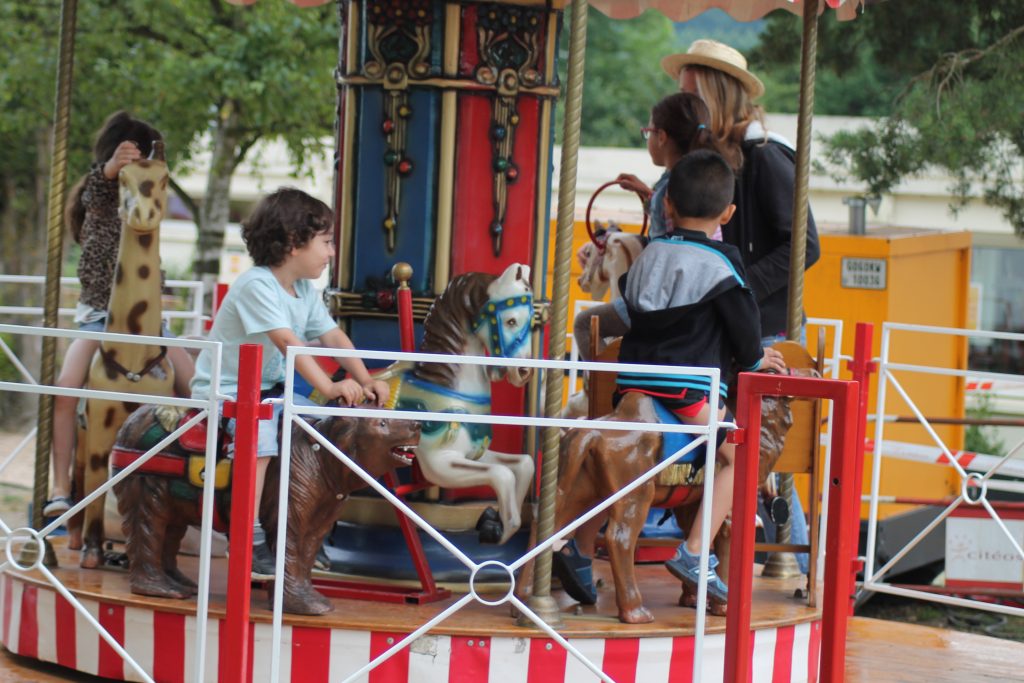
[72,142,176,568]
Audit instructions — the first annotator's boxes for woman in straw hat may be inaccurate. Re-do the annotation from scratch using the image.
[662,39,819,345]
[663,39,815,575]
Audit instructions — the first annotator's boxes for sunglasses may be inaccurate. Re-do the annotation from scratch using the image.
[640,126,656,141]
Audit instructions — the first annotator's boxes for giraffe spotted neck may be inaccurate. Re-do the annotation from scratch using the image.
[76,142,178,568]
[102,148,170,373]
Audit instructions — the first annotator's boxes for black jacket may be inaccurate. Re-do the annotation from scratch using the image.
[616,229,763,400]
[723,138,820,338]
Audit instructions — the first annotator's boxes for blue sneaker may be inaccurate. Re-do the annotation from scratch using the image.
[552,540,597,605]
[665,543,728,603]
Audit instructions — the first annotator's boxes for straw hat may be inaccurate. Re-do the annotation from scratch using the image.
[661,39,765,100]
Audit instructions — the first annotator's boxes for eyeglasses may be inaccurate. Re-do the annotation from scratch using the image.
[640,126,656,141]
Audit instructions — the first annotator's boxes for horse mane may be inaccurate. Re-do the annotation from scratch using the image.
[412,271,497,388]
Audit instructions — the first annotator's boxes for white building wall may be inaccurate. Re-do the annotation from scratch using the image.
[164,113,1023,283]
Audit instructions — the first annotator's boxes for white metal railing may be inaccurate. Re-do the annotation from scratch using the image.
[0,274,207,337]
[0,322,223,683]
[275,346,735,683]
[565,312,846,586]
[806,317,844,584]
[863,322,1024,619]
[0,320,830,681]
[0,276,207,502]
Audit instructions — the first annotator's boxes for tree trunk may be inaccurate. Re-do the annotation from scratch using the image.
[0,126,49,424]
[194,102,243,313]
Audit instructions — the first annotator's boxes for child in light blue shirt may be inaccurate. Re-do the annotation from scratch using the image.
[191,188,388,578]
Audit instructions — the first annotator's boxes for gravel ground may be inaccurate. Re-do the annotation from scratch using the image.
[0,430,37,530]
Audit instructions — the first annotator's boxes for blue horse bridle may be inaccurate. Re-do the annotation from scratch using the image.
[472,293,533,358]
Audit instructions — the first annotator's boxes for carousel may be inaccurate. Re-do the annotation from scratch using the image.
[3,1,1024,682]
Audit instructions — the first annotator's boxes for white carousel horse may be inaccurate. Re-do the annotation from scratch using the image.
[379,263,535,545]
[565,223,643,420]
[576,221,644,302]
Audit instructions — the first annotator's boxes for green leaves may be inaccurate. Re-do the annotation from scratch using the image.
[1,0,338,281]
[756,2,1024,234]
[556,7,677,148]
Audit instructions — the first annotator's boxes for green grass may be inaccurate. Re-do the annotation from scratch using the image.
[858,592,1024,642]
[0,482,31,529]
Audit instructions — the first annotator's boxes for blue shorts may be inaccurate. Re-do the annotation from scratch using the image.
[611,297,630,326]
[225,393,317,458]
[78,318,174,337]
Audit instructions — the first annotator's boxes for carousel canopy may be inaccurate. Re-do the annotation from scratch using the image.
[225,0,329,5]
[589,0,863,22]
[227,0,864,22]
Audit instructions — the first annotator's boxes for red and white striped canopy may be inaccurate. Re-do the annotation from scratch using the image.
[225,0,328,5]
[227,0,865,22]
[589,0,860,21]
[590,0,863,22]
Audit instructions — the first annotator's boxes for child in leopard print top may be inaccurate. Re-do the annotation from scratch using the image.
[45,111,194,516]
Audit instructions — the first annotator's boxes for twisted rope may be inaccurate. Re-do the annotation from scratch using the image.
[775,0,819,558]
[33,0,79,530]
[532,0,589,603]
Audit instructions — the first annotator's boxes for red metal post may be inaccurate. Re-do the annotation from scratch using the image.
[394,262,415,353]
[725,372,861,683]
[206,282,231,332]
[723,375,760,683]
[374,262,448,601]
[391,262,444,596]
[846,322,875,614]
[221,344,272,683]
[819,380,861,683]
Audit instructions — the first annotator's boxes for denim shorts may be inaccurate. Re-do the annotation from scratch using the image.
[611,297,630,326]
[78,318,174,337]
[225,393,318,458]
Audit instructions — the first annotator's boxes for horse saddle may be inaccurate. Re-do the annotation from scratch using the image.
[387,372,492,459]
[648,399,704,489]
[111,407,232,492]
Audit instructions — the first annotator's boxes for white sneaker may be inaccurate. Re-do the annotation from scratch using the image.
[43,495,73,517]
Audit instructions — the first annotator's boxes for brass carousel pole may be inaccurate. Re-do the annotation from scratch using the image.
[32,0,79,534]
[524,0,588,628]
[763,0,819,580]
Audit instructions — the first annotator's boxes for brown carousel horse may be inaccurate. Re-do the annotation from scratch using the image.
[554,341,818,623]
[111,406,419,615]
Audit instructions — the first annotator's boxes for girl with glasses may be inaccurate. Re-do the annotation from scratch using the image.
[559,91,739,605]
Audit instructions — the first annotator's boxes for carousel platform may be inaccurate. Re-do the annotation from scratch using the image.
[2,539,1021,682]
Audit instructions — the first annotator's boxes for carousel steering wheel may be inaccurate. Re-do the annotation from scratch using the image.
[584,180,650,253]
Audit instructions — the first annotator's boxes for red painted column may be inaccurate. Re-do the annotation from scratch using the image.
[221,344,272,683]
[394,263,415,353]
[845,322,875,614]
[387,262,444,597]
[723,372,764,683]
[819,380,861,683]
[205,282,231,332]
[724,373,862,683]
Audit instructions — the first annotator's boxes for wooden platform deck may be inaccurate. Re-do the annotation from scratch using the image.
[4,616,1022,682]
[1,540,1022,681]
[19,539,818,637]
[4,613,1022,682]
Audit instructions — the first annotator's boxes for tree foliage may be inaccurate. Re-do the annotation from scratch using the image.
[1,1,337,418]
[557,8,678,148]
[753,3,1024,234]
[1,0,338,283]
